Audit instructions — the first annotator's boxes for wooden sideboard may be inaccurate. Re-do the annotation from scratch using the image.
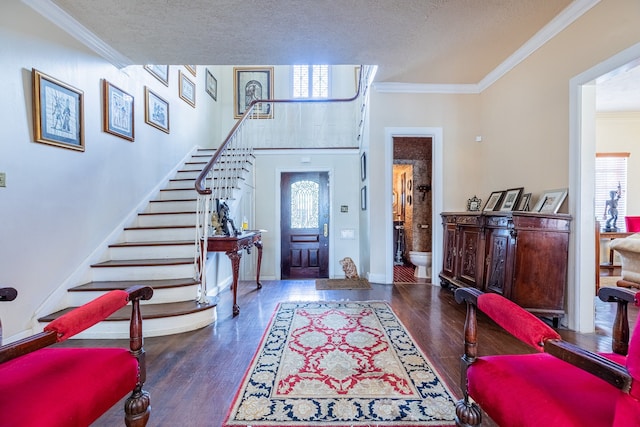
[440,212,571,325]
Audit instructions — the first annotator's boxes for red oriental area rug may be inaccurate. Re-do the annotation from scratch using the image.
[223,301,457,426]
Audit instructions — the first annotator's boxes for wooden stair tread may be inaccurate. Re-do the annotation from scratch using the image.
[70,278,200,292]
[109,240,193,247]
[92,258,194,267]
[149,198,197,203]
[38,297,217,322]
[123,225,195,230]
[137,211,196,215]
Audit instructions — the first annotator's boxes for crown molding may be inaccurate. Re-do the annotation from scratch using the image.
[478,0,600,91]
[376,0,600,95]
[22,0,133,68]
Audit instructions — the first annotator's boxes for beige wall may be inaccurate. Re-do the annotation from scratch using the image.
[596,112,640,215]
[367,92,482,280]
[480,0,640,207]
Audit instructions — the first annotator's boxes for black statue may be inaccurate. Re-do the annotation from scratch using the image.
[604,184,622,232]
[217,200,240,237]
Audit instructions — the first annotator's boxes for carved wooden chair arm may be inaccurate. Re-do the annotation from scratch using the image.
[0,286,153,364]
[598,286,639,355]
[545,339,632,391]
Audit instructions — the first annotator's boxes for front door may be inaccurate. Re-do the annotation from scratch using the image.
[281,172,330,279]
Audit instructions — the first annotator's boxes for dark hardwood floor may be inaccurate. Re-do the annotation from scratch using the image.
[65,280,635,427]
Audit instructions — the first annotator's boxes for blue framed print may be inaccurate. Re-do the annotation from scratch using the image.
[102,80,134,141]
[144,64,169,86]
[144,87,169,133]
[32,69,84,151]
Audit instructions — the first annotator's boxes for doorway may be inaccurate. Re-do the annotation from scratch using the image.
[382,127,443,285]
[570,42,640,332]
[392,137,433,269]
[280,171,330,279]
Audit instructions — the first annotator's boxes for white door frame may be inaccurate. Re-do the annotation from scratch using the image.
[384,127,443,284]
[569,41,640,332]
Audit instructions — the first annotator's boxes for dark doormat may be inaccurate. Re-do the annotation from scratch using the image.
[315,278,371,290]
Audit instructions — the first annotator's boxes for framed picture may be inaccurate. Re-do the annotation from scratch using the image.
[205,68,217,101]
[32,68,84,151]
[233,66,274,119]
[144,65,169,86]
[144,87,169,133]
[467,195,482,212]
[361,186,367,210]
[516,193,532,211]
[185,65,196,76]
[483,191,505,212]
[179,70,195,107]
[532,188,568,214]
[499,187,524,211]
[102,80,134,141]
[360,152,367,181]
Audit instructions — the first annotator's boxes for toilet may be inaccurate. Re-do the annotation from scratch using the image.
[409,251,432,279]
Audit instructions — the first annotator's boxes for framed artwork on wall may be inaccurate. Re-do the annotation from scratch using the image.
[533,188,568,213]
[516,193,532,211]
[483,191,505,212]
[185,65,196,76]
[233,66,274,119]
[144,65,169,86]
[499,187,524,211]
[102,80,134,141]
[361,186,367,210]
[32,68,84,151]
[360,152,367,181]
[144,87,169,133]
[179,70,195,107]
[205,68,217,101]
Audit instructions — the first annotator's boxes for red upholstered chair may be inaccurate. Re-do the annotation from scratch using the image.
[454,286,640,427]
[0,286,153,427]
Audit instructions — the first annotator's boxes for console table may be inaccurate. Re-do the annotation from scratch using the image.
[202,231,263,316]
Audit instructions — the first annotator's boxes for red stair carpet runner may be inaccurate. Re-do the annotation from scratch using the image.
[224,301,456,426]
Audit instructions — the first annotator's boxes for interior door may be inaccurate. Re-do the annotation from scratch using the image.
[281,172,329,279]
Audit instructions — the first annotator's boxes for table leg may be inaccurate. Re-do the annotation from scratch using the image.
[227,250,242,316]
[255,240,263,289]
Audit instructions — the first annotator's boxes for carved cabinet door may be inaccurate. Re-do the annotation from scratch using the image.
[484,227,516,297]
[441,223,458,278]
[457,226,484,288]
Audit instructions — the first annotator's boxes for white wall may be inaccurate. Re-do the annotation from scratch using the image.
[0,0,219,339]
[253,150,361,280]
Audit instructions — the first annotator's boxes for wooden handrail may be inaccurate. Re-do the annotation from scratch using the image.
[194,66,367,195]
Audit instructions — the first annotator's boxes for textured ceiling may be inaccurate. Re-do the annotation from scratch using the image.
[51,0,572,84]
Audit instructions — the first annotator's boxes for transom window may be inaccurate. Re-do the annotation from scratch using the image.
[292,65,329,98]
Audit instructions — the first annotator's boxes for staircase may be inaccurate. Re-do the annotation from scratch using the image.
[37,65,376,339]
[38,149,219,339]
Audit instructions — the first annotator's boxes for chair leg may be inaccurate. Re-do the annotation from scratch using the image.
[124,385,151,427]
[455,397,482,427]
